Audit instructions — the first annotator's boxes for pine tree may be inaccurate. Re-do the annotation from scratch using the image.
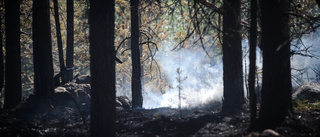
[33,0,54,106]
[89,0,116,136]
[66,0,74,82]
[131,0,143,108]
[258,0,292,130]
[4,0,21,109]
[221,0,245,113]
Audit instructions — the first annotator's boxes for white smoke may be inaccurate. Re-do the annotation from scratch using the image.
[241,30,320,89]
[143,44,223,109]
[141,28,320,109]
[291,30,320,85]
[242,40,263,97]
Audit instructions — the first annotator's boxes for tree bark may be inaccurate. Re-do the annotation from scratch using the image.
[221,0,244,113]
[89,0,116,136]
[131,0,142,108]
[53,0,67,84]
[139,8,144,98]
[33,0,54,106]
[248,0,257,131]
[258,0,292,130]
[0,1,4,109]
[66,0,74,82]
[4,0,21,109]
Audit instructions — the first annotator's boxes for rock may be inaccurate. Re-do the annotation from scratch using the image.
[73,84,91,102]
[246,132,260,137]
[116,96,132,109]
[246,129,280,137]
[62,83,91,113]
[55,87,67,93]
[116,99,123,107]
[292,82,320,102]
[74,75,91,84]
[56,82,131,111]
[54,87,75,108]
[223,117,232,122]
[261,129,280,136]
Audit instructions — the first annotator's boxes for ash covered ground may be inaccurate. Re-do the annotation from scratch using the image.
[0,100,319,136]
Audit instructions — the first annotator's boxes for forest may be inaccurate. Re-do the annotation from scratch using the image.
[0,0,320,136]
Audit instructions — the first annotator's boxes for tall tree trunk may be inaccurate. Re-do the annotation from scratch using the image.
[89,0,116,136]
[0,1,4,109]
[258,0,292,130]
[33,0,54,106]
[139,8,144,96]
[53,0,67,84]
[4,0,21,109]
[248,0,257,131]
[66,0,74,82]
[221,0,244,113]
[131,0,142,108]
[316,0,320,8]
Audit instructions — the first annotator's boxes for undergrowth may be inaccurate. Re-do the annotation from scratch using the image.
[294,99,320,111]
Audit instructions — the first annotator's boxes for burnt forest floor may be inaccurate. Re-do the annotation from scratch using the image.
[0,101,320,137]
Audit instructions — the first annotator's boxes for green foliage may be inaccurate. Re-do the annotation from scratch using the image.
[294,99,320,111]
[115,0,170,97]
[18,0,92,98]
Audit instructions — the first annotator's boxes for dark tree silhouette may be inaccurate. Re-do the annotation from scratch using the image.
[248,0,258,131]
[89,0,116,136]
[0,1,4,109]
[221,0,244,113]
[131,0,143,108]
[33,0,54,106]
[53,0,67,85]
[4,0,21,109]
[316,0,320,8]
[258,0,292,130]
[66,0,74,82]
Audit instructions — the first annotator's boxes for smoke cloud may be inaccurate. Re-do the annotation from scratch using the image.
[120,29,320,109]
[291,30,320,85]
[143,44,223,109]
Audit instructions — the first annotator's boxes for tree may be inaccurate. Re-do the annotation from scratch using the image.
[221,0,245,113]
[53,0,67,85]
[258,0,292,130]
[316,0,320,8]
[33,0,54,106]
[3,0,21,109]
[131,0,143,108]
[0,1,4,109]
[248,0,257,131]
[89,0,116,136]
[66,0,74,82]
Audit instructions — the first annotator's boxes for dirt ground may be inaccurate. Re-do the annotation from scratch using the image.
[0,101,319,137]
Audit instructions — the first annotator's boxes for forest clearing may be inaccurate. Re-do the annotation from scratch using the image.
[1,0,320,136]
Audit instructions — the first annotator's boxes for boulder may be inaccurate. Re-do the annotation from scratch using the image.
[116,96,132,109]
[62,82,91,112]
[74,75,91,84]
[56,82,131,111]
[292,82,320,102]
[54,87,75,108]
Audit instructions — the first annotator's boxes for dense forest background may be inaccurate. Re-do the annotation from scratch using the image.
[1,0,228,108]
[2,0,319,108]
[1,0,320,136]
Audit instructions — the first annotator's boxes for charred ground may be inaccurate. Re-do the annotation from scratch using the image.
[0,99,319,136]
